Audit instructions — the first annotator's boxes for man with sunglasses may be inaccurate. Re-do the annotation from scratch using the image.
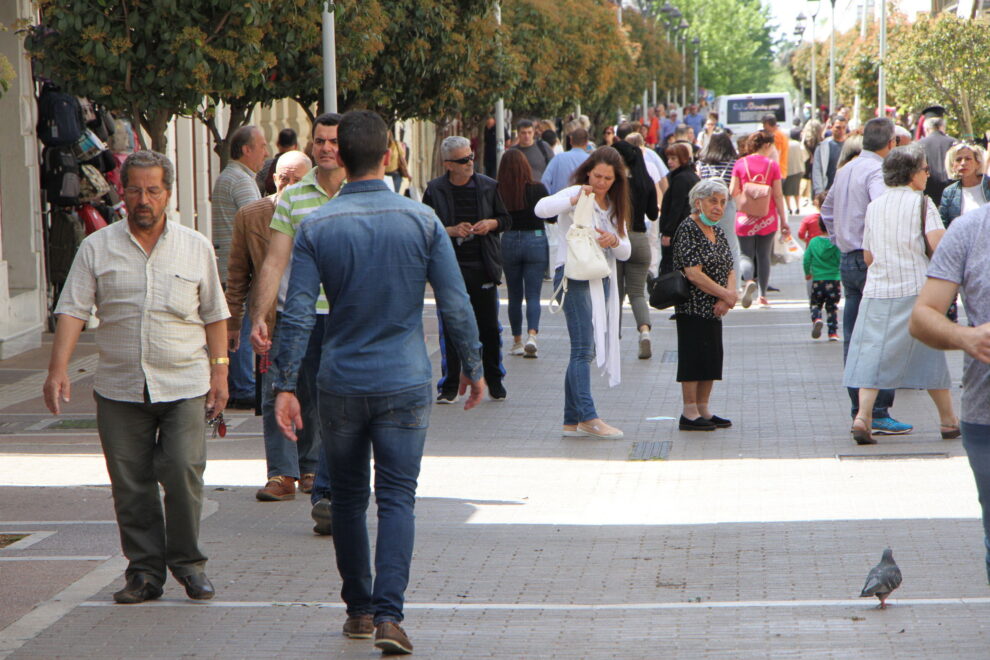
[423,136,512,403]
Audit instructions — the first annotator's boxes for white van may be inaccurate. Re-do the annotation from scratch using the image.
[716,93,792,138]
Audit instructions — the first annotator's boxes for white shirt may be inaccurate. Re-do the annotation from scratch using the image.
[642,147,669,182]
[862,186,943,299]
[961,183,987,215]
[535,185,631,387]
[56,220,230,403]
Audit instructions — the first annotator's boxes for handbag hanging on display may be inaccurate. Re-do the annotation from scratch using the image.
[649,270,690,310]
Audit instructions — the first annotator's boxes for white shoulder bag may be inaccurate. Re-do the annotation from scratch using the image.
[550,190,611,312]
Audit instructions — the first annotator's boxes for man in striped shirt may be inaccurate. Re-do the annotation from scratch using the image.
[249,113,343,525]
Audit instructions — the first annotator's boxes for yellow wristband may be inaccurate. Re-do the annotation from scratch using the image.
[210,357,230,365]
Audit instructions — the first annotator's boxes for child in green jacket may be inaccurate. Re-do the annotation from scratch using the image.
[803,217,841,340]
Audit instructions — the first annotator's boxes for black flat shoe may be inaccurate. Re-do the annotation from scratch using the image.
[177,572,215,600]
[113,573,163,604]
[679,415,716,431]
[704,415,732,428]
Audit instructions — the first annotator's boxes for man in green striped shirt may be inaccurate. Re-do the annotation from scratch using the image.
[249,113,344,520]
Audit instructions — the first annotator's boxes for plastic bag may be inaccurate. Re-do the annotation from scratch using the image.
[771,230,804,265]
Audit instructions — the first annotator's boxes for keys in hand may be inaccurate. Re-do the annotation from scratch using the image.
[207,411,227,439]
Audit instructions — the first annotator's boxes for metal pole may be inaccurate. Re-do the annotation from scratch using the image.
[878,0,887,118]
[693,50,699,104]
[494,1,505,170]
[322,2,337,113]
[652,80,657,108]
[681,39,687,108]
[829,0,836,114]
[810,15,817,116]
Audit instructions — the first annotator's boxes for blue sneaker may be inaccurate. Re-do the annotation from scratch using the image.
[871,417,913,435]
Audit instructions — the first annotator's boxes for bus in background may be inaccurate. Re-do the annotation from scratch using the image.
[716,93,792,139]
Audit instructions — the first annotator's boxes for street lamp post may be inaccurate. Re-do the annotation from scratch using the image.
[679,18,689,108]
[794,15,806,112]
[321,2,337,113]
[691,37,699,106]
[878,0,887,118]
[494,1,505,170]
[829,0,836,114]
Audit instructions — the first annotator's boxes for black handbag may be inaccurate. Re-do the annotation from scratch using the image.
[649,270,690,310]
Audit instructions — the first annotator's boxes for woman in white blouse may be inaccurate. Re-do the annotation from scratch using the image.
[844,145,959,445]
[535,147,632,439]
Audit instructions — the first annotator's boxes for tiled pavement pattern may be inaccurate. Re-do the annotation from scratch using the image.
[2,219,989,658]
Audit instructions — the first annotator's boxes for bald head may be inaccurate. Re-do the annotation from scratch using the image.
[274,150,312,193]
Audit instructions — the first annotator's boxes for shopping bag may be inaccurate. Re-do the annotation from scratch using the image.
[771,230,804,265]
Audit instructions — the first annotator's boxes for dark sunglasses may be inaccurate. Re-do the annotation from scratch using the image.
[445,153,475,165]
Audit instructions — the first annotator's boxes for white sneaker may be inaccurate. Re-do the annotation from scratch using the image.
[509,341,524,356]
[523,335,538,358]
[741,281,757,309]
[638,330,652,359]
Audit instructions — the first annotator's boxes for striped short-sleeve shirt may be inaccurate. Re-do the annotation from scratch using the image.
[270,169,338,314]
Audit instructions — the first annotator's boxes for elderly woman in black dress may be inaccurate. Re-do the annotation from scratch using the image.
[672,178,737,431]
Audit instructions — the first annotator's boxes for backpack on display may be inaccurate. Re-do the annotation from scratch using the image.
[734,156,771,219]
[41,145,81,207]
[78,163,112,203]
[37,83,85,147]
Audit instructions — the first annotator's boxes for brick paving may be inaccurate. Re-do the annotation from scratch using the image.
[2,225,989,658]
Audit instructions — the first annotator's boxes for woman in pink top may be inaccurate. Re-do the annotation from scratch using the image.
[729,131,789,308]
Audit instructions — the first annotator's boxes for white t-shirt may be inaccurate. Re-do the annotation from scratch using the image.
[862,186,943,299]
[642,147,669,182]
[961,183,987,214]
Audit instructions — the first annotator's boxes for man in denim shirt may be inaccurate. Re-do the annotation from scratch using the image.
[272,111,484,655]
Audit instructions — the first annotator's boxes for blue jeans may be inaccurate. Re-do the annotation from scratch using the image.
[228,320,255,400]
[554,265,607,425]
[840,251,894,418]
[962,421,990,583]
[502,230,549,336]
[262,315,324,479]
[318,383,431,624]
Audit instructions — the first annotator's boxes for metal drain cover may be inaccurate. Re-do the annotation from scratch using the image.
[837,452,950,460]
[630,441,672,461]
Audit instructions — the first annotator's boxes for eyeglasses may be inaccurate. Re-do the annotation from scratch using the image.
[124,186,167,198]
[920,166,930,173]
[445,154,475,165]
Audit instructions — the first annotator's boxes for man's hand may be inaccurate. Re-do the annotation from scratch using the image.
[961,323,990,364]
[227,328,240,353]
[275,391,303,441]
[458,373,486,411]
[205,366,229,418]
[250,318,271,354]
[43,369,71,415]
[471,219,499,236]
[661,235,672,247]
[447,222,473,238]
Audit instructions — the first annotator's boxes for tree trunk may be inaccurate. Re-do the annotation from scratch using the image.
[141,108,172,154]
[213,102,255,170]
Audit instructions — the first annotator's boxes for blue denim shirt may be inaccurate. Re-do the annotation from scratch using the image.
[272,179,482,396]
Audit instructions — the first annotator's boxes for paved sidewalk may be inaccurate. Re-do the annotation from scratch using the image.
[2,221,988,658]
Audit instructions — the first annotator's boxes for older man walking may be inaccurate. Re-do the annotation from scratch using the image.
[273,110,484,654]
[44,151,229,604]
[821,117,912,437]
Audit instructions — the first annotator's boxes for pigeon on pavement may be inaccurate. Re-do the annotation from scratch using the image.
[860,548,902,609]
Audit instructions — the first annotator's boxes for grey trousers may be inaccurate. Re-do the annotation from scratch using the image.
[95,391,208,585]
[738,233,775,297]
[617,230,653,330]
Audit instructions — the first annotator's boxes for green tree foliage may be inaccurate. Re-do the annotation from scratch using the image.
[652,0,777,96]
[0,54,13,98]
[886,13,990,139]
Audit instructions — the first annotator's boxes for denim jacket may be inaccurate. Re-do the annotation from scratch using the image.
[272,179,482,396]
[939,176,990,227]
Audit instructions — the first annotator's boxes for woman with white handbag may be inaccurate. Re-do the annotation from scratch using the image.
[535,147,632,439]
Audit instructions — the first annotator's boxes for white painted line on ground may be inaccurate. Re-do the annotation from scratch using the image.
[0,521,115,525]
[0,530,55,550]
[76,597,990,611]
[24,419,59,431]
[0,556,110,561]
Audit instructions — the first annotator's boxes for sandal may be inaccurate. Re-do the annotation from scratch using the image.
[851,417,875,445]
[577,420,624,439]
[940,424,961,440]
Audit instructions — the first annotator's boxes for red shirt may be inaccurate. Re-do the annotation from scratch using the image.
[798,213,825,246]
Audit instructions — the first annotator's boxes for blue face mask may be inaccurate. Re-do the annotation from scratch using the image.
[699,210,720,226]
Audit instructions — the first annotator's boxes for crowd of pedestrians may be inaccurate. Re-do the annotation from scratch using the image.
[39,97,990,653]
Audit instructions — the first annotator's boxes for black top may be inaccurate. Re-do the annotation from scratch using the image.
[450,181,482,263]
[508,182,554,232]
[660,164,701,237]
[672,217,733,320]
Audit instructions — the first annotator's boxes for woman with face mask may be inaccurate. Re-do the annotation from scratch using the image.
[671,178,737,431]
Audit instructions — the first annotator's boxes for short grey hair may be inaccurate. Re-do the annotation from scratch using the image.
[624,132,645,147]
[882,144,926,187]
[689,178,729,211]
[440,136,471,161]
[924,116,946,134]
[945,142,987,179]
[121,150,175,190]
[863,117,895,152]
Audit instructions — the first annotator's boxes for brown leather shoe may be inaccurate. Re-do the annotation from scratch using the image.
[374,621,413,655]
[342,614,374,639]
[299,473,316,494]
[113,573,163,604]
[255,476,296,501]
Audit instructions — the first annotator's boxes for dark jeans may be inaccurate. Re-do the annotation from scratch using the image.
[437,263,504,393]
[318,383,432,624]
[962,421,990,583]
[840,250,894,418]
[228,319,255,400]
[502,230,548,336]
[95,391,208,585]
